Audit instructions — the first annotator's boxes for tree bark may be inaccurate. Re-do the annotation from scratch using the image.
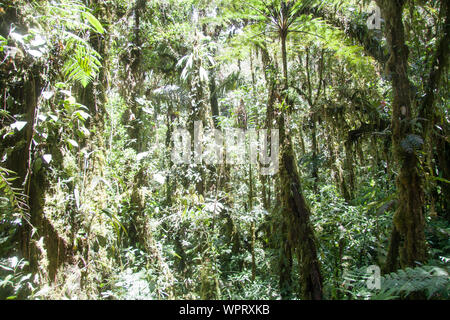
[377,0,427,270]
[278,31,323,300]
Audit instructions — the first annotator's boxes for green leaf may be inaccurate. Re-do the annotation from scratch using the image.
[73,110,90,121]
[101,208,128,236]
[83,11,104,34]
[77,126,90,138]
[11,121,27,131]
[431,176,450,184]
[67,139,79,148]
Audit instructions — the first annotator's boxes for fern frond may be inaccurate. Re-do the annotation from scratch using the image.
[63,44,101,87]
[0,167,29,220]
[341,265,449,300]
[374,266,450,299]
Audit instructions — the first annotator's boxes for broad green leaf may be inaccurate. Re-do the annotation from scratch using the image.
[11,121,27,131]
[67,139,79,148]
[83,11,104,34]
[73,110,90,121]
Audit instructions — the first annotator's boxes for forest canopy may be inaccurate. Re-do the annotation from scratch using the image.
[0,0,449,300]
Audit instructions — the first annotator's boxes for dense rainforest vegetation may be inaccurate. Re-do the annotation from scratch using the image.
[0,0,449,300]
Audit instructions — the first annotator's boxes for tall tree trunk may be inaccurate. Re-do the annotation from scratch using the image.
[311,115,319,194]
[377,0,427,272]
[419,1,450,222]
[278,32,323,300]
[259,44,277,211]
[0,7,74,281]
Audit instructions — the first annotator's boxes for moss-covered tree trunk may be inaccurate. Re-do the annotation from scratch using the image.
[419,1,450,223]
[377,0,427,272]
[278,29,323,300]
[0,5,74,281]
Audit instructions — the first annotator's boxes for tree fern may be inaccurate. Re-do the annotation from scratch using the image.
[35,0,104,87]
